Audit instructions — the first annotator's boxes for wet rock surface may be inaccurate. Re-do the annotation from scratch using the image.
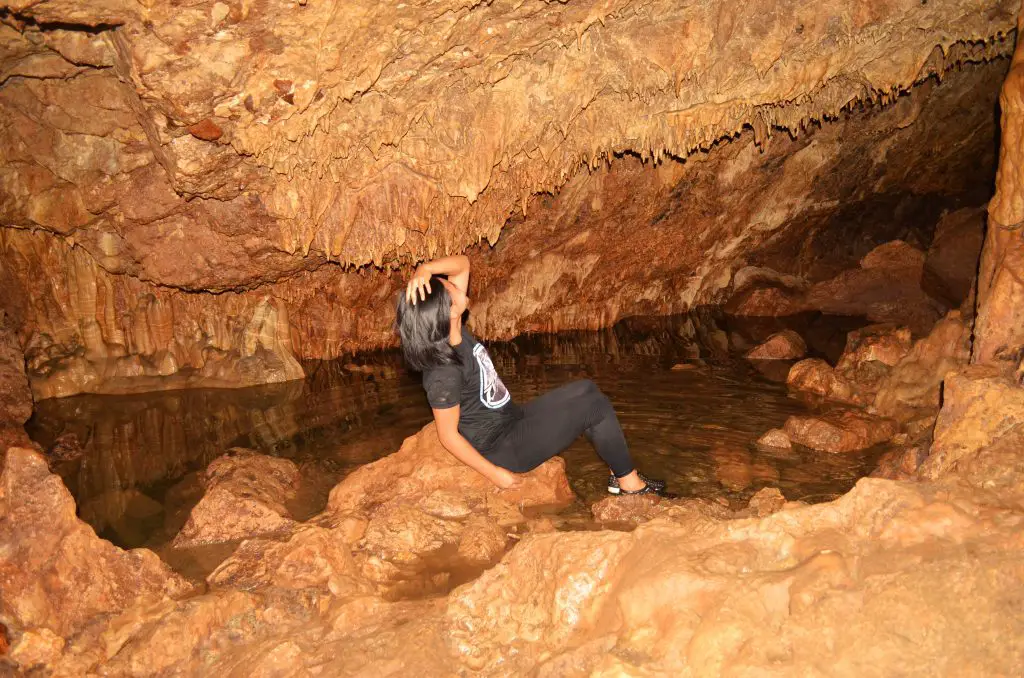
[746,329,807,360]
[784,410,899,453]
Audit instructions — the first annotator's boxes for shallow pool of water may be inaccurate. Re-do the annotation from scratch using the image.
[28,309,883,551]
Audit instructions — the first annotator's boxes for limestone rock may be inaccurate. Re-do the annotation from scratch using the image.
[787,358,859,404]
[756,428,792,450]
[872,311,972,421]
[591,494,665,525]
[745,330,807,360]
[747,487,787,517]
[803,241,945,335]
[921,365,1024,498]
[444,479,1024,675]
[784,411,898,453]
[207,525,370,597]
[172,449,300,548]
[0,448,192,642]
[327,423,573,516]
[923,207,986,307]
[0,314,33,450]
[322,423,572,594]
[871,444,930,480]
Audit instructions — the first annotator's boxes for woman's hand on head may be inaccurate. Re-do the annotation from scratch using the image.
[406,266,431,305]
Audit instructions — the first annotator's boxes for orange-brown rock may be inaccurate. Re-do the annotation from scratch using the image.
[745,330,807,361]
[207,525,370,597]
[756,428,793,450]
[920,365,1024,498]
[923,207,987,307]
[784,410,898,453]
[802,241,945,335]
[977,11,1024,367]
[0,448,192,660]
[172,449,300,548]
[746,486,787,517]
[322,423,573,594]
[872,311,972,421]
[444,478,1024,675]
[787,358,860,404]
[0,313,33,450]
[327,423,573,516]
[871,444,930,480]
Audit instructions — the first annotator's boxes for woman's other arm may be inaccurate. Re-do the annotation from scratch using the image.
[433,404,520,489]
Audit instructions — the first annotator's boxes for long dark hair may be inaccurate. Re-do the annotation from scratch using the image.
[395,275,461,372]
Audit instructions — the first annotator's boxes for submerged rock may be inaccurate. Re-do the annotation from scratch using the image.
[756,428,793,450]
[784,410,898,453]
[745,330,807,360]
[172,449,300,548]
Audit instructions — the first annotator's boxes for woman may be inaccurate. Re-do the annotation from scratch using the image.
[395,255,665,495]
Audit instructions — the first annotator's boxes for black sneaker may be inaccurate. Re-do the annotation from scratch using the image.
[620,482,674,497]
[608,472,666,495]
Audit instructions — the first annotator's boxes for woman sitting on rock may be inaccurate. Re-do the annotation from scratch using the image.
[395,254,666,496]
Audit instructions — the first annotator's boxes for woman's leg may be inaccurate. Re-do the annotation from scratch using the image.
[489,379,636,478]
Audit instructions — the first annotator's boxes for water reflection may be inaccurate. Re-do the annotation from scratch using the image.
[27,309,878,550]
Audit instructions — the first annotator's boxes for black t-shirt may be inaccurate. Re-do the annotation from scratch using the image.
[422,326,522,453]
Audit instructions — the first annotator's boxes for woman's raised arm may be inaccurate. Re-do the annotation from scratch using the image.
[406,255,471,303]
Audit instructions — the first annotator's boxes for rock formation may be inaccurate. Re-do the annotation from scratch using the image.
[0,0,1016,396]
[5,0,1024,675]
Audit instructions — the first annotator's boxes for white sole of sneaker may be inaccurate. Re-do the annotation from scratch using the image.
[607,486,621,495]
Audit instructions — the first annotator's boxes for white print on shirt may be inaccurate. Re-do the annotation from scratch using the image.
[473,343,510,409]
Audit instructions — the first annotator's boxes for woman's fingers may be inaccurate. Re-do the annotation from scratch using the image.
[405,275,431,305]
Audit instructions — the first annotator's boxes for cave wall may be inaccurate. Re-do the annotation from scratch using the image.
[0,0,1017,397]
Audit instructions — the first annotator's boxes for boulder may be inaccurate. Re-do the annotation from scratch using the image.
[803,240,945,335]
[327,423,573,515]
[745,330,807,360]
[836,324,913,372]
[0,448,193,644]
[786,359,860,404]
[172,449,300,548]
[323,423,573,594]
[727,286,803,317]
[207,525,370,597]
[783,411,898,453]
[444,479,1024,675]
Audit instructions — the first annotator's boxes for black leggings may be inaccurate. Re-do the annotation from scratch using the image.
[486,379,635,477]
